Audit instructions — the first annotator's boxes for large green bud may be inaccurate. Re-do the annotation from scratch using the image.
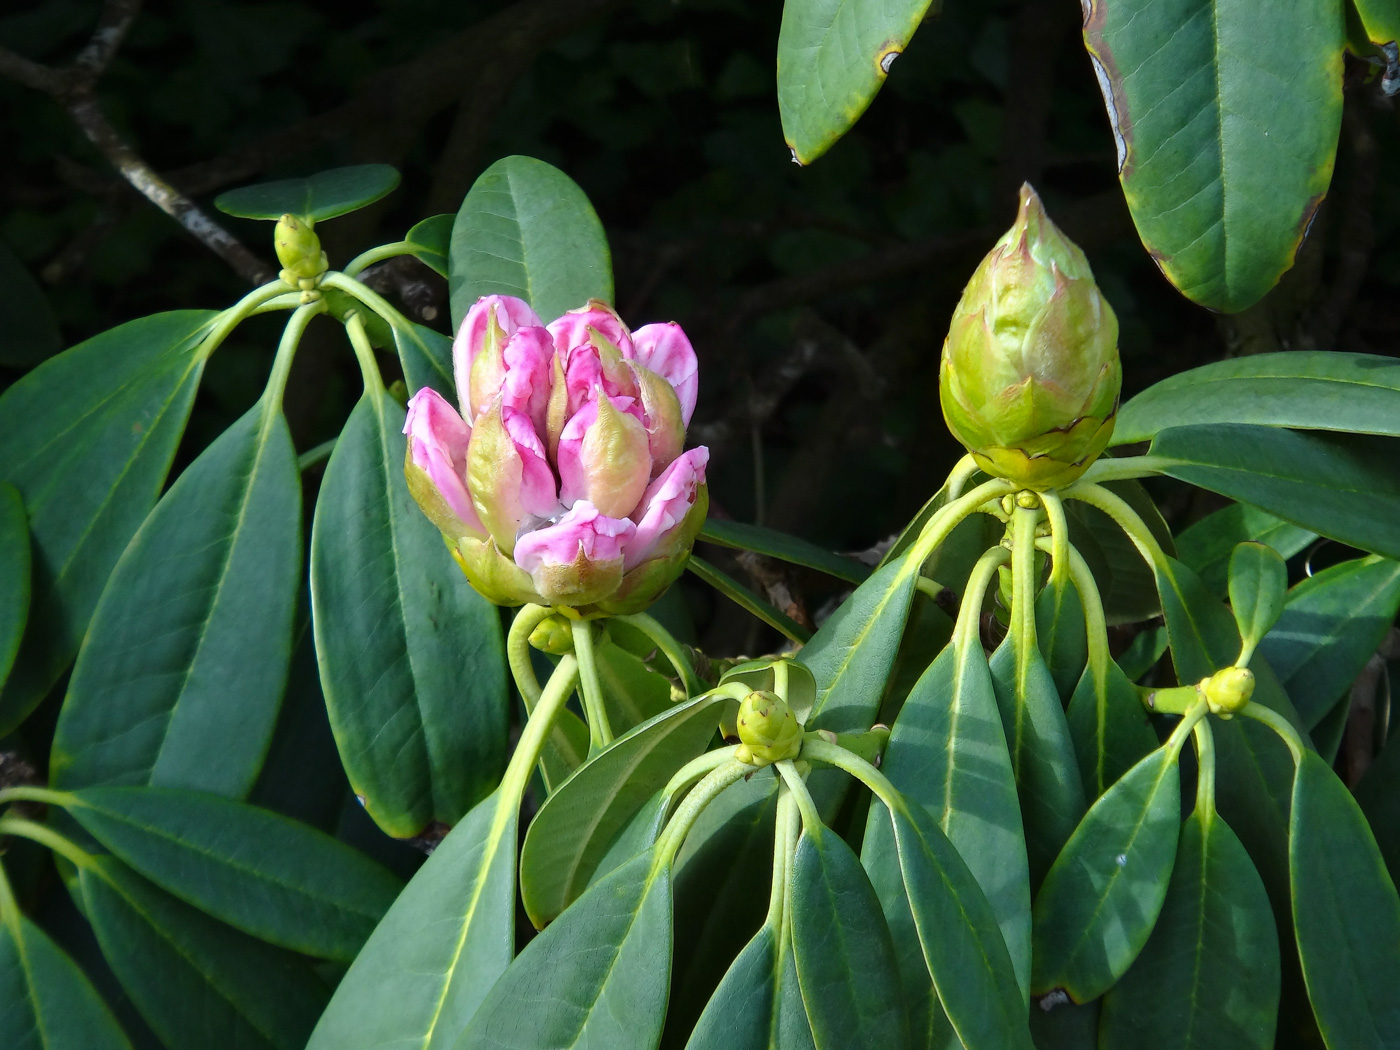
[940,184,1121,490]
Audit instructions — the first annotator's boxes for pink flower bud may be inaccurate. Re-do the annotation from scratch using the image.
[453,295,545,422]
[513,502,637,604]
[547,300,635,359]
[557,392,652,519]
[466,400,558,554]
[632,322,698,426]
[625,447,709,569]
[403,389,486,540]
[630,362,686,474]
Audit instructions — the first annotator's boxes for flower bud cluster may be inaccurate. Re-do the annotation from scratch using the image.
[405,296,708,615]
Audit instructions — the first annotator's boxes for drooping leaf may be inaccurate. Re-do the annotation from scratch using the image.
[1176,502,1316,596]
[0,311,215,731]
[686,556,812,643]
[1064,481,1175,625]
[1065,656,1159,800]
[1115,623,1167,683]
[306,789,517,1050]
[311,389,508,838]
[699,519,870,584]
[1083,0,1345,312]
[0,483,30,692]
[456,850,672,1050]
[0,240,61,368]
[1151,425,1400,560]
[1115,352,1400,445]
[449,156,612,329]
[405,214,453,277]
[593,634,674,733]
[0,913,134,1050]
[1037,577,1088,702]
[66,785,403,962]
[1099,807,1279,1050]
[683,923,815,1050]
[394,320,456,401]
[1228,541,1288,656]
[214,164,401,222]
[80,858,328,1050]
[1357,734,1400,888]
[51,407,300,798]
[1030,746,1182,1002]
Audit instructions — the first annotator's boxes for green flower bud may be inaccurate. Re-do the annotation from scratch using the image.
[734,690,803,766]
[274,214,328,286]
[528,614,574,655]
[940,184,1121,490]
[1202,666,1254,717]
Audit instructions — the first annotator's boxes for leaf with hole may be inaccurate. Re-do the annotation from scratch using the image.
[214,164,401,222]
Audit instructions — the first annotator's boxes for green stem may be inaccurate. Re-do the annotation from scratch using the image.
[1076,455,1173,485]
[322,271,418,335]
[801,738,901,814]
[0,817,93,870]
[343,241,418,277]
[909,477,1016,566]
[1039,537,1111,686]
[1164,700,1210,758]
[572,618,613,754]
[653,758,750,870]
[954,545,1010,652]
[1041,490,1070,591]
[613,612,704,697]
[249,292,304,316]
[296,438,337,472]
[260,300,326,439]
[765,789,798,932]
[1193,718,1217,817]
[506,605,554,709]
[775,760,824,836]
[0,786,73,809]
[945,454,980,500]
[0,855,19,936]
[343,310,385,393]
[1060,481,1169,574]
[1239,702,1307,768]
[662,746,736,806]
[198,279,293,362]
[1010,504,1040,682]
[915,577,944,602]
[498,655,580,806]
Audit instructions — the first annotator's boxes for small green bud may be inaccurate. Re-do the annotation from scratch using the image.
[528,614,574,655]
[274,213,328,288]
[734,690,803,766]
[1201,666,1254,717]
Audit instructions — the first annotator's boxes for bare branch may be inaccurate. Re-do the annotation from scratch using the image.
[0,45,65,94]
[72,0,145,85]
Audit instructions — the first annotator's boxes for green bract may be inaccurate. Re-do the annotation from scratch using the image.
[939,184,1121,490]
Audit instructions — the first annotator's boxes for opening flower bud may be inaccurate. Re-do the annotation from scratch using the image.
[274,214,328,284]
[527,614,574,655]
[940,184,1121,490]
[735,690,804,766]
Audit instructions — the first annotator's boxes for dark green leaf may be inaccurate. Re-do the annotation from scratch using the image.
[456,850,672,1050]
[1228,541,1287,655]
[1065,657,1159,799]
[1309,692,1351,767]
[306,790,516,1050]
[1357,735,1400,888]
[393,320,456,401]
[1290,750,1400,1050]
[684,924,815,1050]
[520,697,720,928]
[880,481,1001,587]
[1065,481,1174,625]
[1085,0,1344,311]
[311,389,508,837]
[0,311,215,732]
[449,156,612,329]
[0,240,61,368]
[594,635,674,733]
[406,215,453,277]
[1152,425,1400,560]
[1257,556,1400,728]
[0,913,134,1050]
[1115,624,1167,683]
[1176,503,1316,596]
[1099,807,1279,1050]
[790,828,908,1050]
[67,785,403,962]
[214,165,401,222]
[687,555,812,643]
[51,408,300,797]
[776,0,938,164]
[699,520,869,584]
[1030,747,1182,1002]
[80,858,328,1050]
[0,483,30,691]
[1115,353,1400,445]
[1037,578,1087,700]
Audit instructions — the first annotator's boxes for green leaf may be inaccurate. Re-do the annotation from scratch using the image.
[1115,353,1400,445]
[311,389,508,838]
[1031,746,1182,1002]
[790,827,908,1050]
[1357,734,1400,888]
[684,924,815,1050]
[406,215,453,277]
[687,555,812,643]
[1152,424,1400,560]
[776,0,938,165]
[1099,807,1279,1050]
[214,165,401,222]
[0,240,61,368]
[872,637,1031,990]
[1290,750,1400,1050]
[699,520,870,584]
[66,785,403,962]
[520,696,720,928]
[1116,624,1167,683]
[799,553,918,733]
[1084,0,1345,312]
[594,635,675,733]
[80,857,328,1050]
[456,850,672,1050]
[1257,556,1400,728]
[0,913,134,1050]
[1228,541,1288,655]
[306,790,516,1050]
[449,156,612,329]
[1065,481,1175,625]
[1353,0,1400,42]
[50,407,300,797]
[1176,502,1317,596]
[1037,577,1087,701]
[1065,656,1160,799]
[0,311,215,732]
[0,483,30,692]
[990,636,1088,888]
[393,320,456,401]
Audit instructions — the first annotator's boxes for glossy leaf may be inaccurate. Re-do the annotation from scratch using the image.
[0,240,60,368]
[1099,807,1279,1050]
[1228,541,1287,655]
[776,0,937,165]
[0,311,215,731]
[1030,746,1182,1002]
[449,155,612,329]
[1116,624,1167,683]
[1290,750,1400,1050]
[51,407,300,797]
[699,519,870,584]
[881,480,1003,588]
[394,320,456,401]
[1257,555,1400,727]
[1065,656,1159,800]
[406,214,453,276]
[686,555,812,643]
[311,389,508,837]
[214,164,401,221]
[1115,352,1400,445]
[0,914,134,1050]
[0,483,29,691]
[1354,0,1400,42]
[790,828,907,1050]
[308,789,516,1050]
[1065,481,1174,625]
[456,850,672,1050]
[1152,424,1400,560]
[1036,577,1087,701]
[1084,0,1344,312]
[1176,502,1316,596]
[684,923,815,1050]
[80,858,328,1050]
[520,696,719,928]
[67,785,402,962]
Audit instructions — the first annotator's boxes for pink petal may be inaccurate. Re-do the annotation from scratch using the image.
[500,406,559,518]
[453,295,544,418]
[547,301,635,359]
[403,388,485,534]
[632,322,698,426]
[514,501,637,576]
[499,326,555,432]
[625,447,709,569]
